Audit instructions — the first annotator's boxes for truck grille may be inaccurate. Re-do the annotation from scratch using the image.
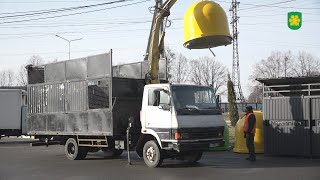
[177,127,224,140]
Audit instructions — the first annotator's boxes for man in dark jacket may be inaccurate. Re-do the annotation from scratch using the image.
[243,105,256,161]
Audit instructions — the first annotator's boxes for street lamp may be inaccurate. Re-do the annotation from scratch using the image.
[55,34,83,60]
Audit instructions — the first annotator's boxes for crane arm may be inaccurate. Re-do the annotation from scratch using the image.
[147,0,177,84]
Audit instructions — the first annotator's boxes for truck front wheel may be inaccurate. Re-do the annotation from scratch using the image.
[65,138,88,160]
[143,140,163,168]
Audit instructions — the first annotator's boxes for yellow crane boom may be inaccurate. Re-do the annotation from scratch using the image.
[147,0,177,84]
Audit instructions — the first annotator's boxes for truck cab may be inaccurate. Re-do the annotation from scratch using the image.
[138,84,225,167]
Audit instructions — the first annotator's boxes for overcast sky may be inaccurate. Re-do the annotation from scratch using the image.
[0,0,319,97]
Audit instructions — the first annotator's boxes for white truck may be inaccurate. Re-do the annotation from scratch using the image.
[138,84,225,167]
[26,51,225,168]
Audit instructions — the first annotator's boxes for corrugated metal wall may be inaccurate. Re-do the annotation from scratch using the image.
[47,83,65,113]
[264,97,320,156]
[66,81,87,112]
[311,98,320,155]
[264,97,311,156]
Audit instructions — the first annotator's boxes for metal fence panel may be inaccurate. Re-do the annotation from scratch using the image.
[28,85,46,114]
[112,59,167,80]
[87,53,111,78]
[28,114,47,132]
[66,58,87,80]
[264,97,309,120]
[47,83,65,113]
[311,98,320,155]
[118,62,142,78]
[141,61,148,79]
[264,97,311,156]
[66,81,87,112]
[45,62,65,83]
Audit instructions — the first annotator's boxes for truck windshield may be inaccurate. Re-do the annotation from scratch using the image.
[171,85,219,115]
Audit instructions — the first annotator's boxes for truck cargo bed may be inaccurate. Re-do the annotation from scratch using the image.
[27,51,144,137]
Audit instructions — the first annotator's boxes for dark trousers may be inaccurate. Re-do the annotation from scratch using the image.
[246,133,256,159]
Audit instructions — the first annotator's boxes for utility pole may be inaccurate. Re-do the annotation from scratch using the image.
[230,0,244,102]
[55,35,83,60]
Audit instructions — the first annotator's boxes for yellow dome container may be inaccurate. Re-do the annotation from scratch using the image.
[183,0,232,49]
[233,111,264,154]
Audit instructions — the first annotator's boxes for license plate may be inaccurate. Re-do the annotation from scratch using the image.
[209,143,219,148]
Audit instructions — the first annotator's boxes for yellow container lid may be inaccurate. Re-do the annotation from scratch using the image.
[183,0,232,49]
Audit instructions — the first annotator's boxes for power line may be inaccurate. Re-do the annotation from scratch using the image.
[0,0,151,25]
[0,16,181,29]
[0,0,128,16]
[0,48,107,57]
[0,0,132,19]
[239,0,295,11]
[0,17,318,39]
[0,0,118,3]
[239,0,320,11]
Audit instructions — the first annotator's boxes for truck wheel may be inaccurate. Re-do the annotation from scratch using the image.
[184,151,203,163]
[143,140,163,168]
[65,138,87,160]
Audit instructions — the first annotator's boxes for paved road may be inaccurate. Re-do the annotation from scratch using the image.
[0,138,320,180]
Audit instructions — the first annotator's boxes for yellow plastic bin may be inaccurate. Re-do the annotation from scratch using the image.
[183,0,232,49]
[233,111,264,154]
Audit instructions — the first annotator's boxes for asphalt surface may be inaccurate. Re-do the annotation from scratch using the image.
[0,138,320,180]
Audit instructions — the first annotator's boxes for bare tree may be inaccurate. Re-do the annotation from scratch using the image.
[247,85,263,103]
[249,50,320,101]
[164,47,177,81]
[189,56,227,95]
[0,69,15,86]
[293,51,320,76]
[251,51,320,81]
[171,54,189,84]
[250,51,295,80]
[16,55,45,86]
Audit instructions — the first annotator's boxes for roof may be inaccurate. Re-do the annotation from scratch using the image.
[256,76,320,86]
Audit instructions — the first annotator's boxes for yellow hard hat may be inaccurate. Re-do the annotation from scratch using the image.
[183,0,232,49]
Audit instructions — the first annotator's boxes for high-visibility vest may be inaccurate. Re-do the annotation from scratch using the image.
[243,113,256,134]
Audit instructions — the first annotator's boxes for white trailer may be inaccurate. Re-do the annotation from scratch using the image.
[0,89,27,137]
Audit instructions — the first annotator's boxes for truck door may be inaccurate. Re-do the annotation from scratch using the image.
[145,88,172,140]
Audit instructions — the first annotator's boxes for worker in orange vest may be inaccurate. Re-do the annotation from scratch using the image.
[243,105,256,161]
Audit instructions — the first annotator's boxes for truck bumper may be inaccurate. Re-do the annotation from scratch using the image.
[172,139,224,152]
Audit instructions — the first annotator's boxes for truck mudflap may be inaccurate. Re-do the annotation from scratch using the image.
[172,139,224,152]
